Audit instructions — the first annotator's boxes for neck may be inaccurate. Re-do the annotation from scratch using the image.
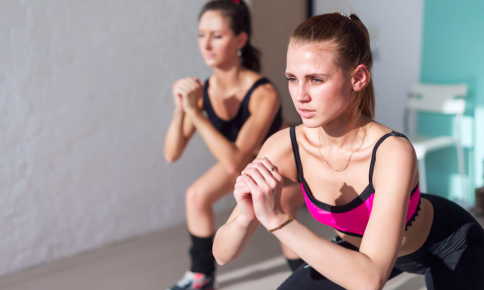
[319,114,369,150]
[211,60,245,90]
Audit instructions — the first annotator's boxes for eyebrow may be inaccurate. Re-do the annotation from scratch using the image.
[284,72,329,78]
[198,30,226,33]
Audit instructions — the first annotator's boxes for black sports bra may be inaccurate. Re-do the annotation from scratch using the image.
[203,77,282,142]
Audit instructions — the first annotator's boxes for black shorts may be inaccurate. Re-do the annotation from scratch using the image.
[278,194,484,290]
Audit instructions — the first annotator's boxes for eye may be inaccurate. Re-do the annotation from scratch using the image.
[286,77,297,83]
[213,35,222,39]
[311,78,323,84]
[198,33,204,38]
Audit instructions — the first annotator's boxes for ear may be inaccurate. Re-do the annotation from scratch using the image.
[237,31,249,50]
[351,65,370,92]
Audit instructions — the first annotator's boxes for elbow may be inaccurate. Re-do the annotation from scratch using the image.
[164,155,175,164]
[214,256,227,266]
[212,232,235,266]
[356,273,385,290]
[212,247,230,266]
[359,281,383,290]
[164,151,179,163]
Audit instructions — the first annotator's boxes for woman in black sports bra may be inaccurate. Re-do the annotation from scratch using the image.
[164,1,303,289]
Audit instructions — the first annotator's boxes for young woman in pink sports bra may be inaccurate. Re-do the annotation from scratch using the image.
[213,12,484,289]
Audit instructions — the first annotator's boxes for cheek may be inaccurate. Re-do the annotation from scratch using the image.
[288,83,297,100]
[336,82,353,108]
[215,39,235,54]
[311,85,348,112]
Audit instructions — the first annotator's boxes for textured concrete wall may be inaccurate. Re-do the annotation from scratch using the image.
[0,0,238,276]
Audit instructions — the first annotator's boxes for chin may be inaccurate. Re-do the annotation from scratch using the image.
[204,60,217,67]
[300,118,323,129]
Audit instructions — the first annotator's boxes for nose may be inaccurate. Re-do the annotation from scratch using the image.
[204,36,212,51]
[296,83,310,103]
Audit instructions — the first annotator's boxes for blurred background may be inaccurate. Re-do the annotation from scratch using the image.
[0,0,483,289]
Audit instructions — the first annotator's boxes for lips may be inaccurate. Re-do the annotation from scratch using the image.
[298,108,316,118]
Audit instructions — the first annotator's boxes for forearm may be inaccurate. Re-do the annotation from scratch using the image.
[272,219,387,290]
[187,109,248,174]
[164,109,188,162]
[213,215,259,265]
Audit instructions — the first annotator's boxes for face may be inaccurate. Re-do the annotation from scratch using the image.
[285,41,353,128]
[198,10,242,68]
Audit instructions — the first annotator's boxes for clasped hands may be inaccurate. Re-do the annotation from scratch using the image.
[235,157,289,231]
[172,77,203,114]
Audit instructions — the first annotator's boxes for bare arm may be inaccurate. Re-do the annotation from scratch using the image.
[164,109,197,163]
[163,78,198,162]
[213,129,297,265]
[184,79,281,174]
[213,203,259,265]
[241,131,417,289]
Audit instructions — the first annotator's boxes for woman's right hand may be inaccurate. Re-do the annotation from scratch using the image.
[171,78,185,111]
[234,174,256,226]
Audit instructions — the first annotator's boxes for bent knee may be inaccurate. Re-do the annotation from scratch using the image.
[185,185,212,210]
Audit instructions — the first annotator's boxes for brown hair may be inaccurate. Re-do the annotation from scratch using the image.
[200,0,261,72]
[290,13,375,124]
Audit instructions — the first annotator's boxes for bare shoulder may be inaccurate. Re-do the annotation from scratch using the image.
[248,82,279,117]
[369,122,418,188]
[244,71,278,105]
[251,81,278,99]
[250,82,278,102]
[369,123,416,161]
[258,127,298,182]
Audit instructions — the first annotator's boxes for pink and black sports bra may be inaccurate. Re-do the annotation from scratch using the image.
[290,126,421,237]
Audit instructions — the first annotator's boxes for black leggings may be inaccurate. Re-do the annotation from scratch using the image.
[278,194,484,289]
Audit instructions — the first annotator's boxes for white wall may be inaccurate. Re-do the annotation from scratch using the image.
[314,0,424,131]
[0,0,237,276]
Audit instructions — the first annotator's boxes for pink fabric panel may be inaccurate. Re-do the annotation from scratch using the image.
[406,186,421,222]
[302,183,421,236]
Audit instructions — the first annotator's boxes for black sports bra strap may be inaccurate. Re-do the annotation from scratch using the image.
[290,126,304,183]
[204,77,269,109]
[203,79,214,113]
[369,131,409,191]
[248,77,270,93]
[242,78,270,106]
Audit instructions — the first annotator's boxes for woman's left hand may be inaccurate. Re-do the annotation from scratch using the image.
[240,158,287,230]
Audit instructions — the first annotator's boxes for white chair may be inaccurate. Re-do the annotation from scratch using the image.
[404,82,468,196]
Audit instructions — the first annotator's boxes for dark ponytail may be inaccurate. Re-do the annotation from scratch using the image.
[240,42,261,72]
[199,0,261,72]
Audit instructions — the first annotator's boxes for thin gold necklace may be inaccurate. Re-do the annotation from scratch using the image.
[317,123,370,172]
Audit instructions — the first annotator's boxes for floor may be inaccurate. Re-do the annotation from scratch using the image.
[0,207,482,290]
